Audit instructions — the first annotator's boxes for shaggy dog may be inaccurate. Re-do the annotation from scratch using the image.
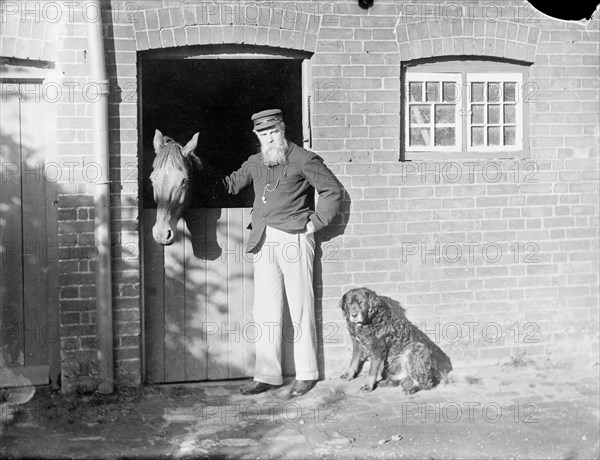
[340,287,452,393]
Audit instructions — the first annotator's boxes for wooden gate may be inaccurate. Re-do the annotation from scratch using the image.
[0,79,59,387]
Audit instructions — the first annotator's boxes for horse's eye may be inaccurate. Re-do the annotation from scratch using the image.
[181,178,189,188]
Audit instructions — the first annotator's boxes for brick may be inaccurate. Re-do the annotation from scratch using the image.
[60,299,96,312]
[185,26,200,45]
[210,25,224,44]
[222,24,234,42]
[172,27,187,47]
[159,28,175,47]
[363,41,398,53]
[351,53,384,65]
[351,102,383,114]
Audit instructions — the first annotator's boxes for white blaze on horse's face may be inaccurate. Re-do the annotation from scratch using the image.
[150,129,199,245]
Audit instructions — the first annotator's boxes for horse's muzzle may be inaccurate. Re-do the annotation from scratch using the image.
[152,223,175,245]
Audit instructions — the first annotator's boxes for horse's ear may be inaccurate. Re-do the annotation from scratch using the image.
[182,132,199,157]
[153,130,164,153]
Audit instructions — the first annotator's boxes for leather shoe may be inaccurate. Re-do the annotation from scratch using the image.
[290,380,316,397]
[240,381,280,395]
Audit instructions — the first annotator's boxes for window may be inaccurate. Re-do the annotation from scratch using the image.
[403,60,529,159]
[467,73,523,152]
[406,73,462,152]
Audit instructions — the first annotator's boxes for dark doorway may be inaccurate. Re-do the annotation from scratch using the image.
[141,57,303,208]
[139,50,308,383]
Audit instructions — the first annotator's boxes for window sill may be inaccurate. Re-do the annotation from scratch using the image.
[402,148,531,162]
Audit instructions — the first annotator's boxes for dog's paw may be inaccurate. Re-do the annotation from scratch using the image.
[360,383,375,392]
[401,386,419,395]
[340,371,356,380]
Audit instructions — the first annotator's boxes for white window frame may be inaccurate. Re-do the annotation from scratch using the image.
[403,65,527,159]
[466,73,523,153]
[405,72,462,153]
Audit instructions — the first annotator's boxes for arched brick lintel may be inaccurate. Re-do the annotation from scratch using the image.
[396,19,541,63]
[132,6,319,54]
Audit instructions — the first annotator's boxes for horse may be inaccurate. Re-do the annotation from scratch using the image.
[149,129,203,245]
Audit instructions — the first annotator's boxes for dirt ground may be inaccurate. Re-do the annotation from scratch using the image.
[1,357,599,460]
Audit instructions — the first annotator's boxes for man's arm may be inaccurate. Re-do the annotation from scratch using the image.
[223,159,254,195]
[302,155,342,231]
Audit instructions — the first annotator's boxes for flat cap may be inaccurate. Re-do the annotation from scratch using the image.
[251,109,283,131]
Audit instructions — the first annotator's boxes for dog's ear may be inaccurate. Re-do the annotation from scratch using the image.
[339,292,349,323]
[366,290,386,319]
[339,292,349,312]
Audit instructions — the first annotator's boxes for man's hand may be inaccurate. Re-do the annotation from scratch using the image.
[306,221,316,235]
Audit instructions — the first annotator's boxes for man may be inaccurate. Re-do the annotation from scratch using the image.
[224,109,342,396]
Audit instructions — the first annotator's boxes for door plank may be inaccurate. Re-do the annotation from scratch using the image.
[0,365,49,387]
[226,208,245,378]
[19,84,48,368]
[0,83,24,368]
[143,209,165,384]
[163,218,187,382]
[241,208,255,377]
[205,209,228,380]
[44,90,60,389]
[184,209,208,381]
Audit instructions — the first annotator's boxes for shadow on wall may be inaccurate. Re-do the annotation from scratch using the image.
[314,177,352,379]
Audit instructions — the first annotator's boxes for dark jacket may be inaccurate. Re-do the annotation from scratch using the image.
[224,142,342,253]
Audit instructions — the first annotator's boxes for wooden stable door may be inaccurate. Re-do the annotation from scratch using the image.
[143,208,255,383]
[0,81,58,387]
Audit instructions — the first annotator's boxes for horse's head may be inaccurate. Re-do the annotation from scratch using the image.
[150,129,201,245]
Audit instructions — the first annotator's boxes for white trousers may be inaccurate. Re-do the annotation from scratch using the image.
[252,225,318,385]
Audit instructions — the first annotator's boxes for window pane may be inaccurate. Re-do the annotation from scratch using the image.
[488,105,501,124]
[504,82,516,102]
[410,105,431,123]
[443,82,458,102]
[435,127,455,146]
[504,104,516,123]
[472,82,484,102]
[435,105,455,123]
[472,127,484,146]
[426,82,439,102]
[409,82,422,102]
[471,105,485,124]
[504,126,516,145]
[410,128,431,146]
[488,126,501,145]
[487,82,501,102]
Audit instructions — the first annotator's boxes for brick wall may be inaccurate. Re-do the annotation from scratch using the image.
[1,0,598,392]
[52,3,142,392]
[0,1,57,61]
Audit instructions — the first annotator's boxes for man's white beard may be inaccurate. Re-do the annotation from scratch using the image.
[261,138,288,166]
